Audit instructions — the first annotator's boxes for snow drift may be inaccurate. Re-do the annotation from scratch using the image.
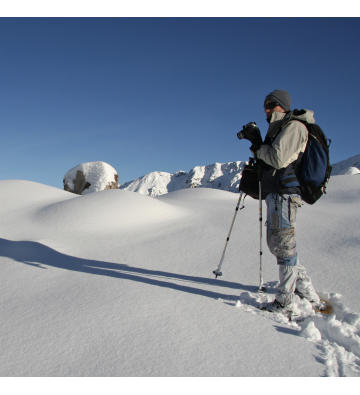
[0,175,359,377]
[338,166,360,175]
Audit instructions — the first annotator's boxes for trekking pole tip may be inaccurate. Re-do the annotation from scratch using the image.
[257,286,267,293]
[212,270,222,279]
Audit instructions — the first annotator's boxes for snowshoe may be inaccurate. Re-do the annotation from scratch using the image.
[313,300,333,314]
[295,289,332,314]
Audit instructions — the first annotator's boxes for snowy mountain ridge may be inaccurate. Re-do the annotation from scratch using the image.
[119,161,247,197]
[119,154,360,197]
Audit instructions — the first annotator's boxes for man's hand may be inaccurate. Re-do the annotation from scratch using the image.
[237,122,261,141]
[237,122,262,152]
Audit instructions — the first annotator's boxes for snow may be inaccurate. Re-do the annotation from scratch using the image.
[118,154,360,199]
[63,161,118,194]
[0,174,360,378]
[119,161,247,196]
[300,321,322,342]
[331,153,360,175]
[338,166,360,175]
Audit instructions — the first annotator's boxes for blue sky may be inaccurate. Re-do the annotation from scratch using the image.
[1,17,359,189]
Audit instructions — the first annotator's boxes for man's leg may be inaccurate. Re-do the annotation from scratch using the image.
[276,265,298,306]
[266,193,300,308]
[295,264,320,304]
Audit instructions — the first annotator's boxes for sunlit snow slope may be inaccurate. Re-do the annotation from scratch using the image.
[0,176,359,377]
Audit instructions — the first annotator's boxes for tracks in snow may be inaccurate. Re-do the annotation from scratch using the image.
[219,286,360,377]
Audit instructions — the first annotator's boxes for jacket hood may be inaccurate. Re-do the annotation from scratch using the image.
[291,109,315,124]
[269,109,315,124]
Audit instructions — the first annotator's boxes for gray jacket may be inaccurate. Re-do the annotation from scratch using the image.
[257,109,315,195]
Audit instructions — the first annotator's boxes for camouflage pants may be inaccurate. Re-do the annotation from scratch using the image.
[266,193,302,266]
[265,193,319,307]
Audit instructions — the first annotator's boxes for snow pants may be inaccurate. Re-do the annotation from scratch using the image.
[265,193,319,307]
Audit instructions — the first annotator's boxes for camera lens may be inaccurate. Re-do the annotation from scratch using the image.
[237,131,245,140]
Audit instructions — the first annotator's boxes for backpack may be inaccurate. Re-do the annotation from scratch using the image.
[295,121,332,204]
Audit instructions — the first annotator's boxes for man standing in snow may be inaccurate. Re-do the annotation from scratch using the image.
[238,89,322,317]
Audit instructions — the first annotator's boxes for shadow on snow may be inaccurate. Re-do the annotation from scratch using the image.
[0,238,258,300]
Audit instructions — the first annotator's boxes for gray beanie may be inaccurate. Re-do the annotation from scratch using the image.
[264,89,291,112]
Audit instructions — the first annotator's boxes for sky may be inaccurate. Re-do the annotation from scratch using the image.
[1,15,360,189]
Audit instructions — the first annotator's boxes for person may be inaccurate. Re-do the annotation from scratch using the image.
[238,89,323,318]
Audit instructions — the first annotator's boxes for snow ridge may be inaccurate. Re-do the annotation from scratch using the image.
[119,161,247,197]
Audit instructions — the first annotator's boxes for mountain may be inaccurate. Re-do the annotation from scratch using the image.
[119,154,360,197]
[119,161,247,196]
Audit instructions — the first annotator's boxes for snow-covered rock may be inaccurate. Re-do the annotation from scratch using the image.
[63,161,119,195]
[119,161,247,197]
[332,154,360,175]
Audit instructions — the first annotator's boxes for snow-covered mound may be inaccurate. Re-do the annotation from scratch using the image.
[63,161,119,195]
[338,166,360,175]
[119,161,247,196]
[332,153,360,175]
[0,176,360,377]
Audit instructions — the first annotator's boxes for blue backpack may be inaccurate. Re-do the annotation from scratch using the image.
[296,120,332,204]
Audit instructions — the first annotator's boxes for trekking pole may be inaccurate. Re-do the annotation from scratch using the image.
[213,191,245,278]
[257,171,267,293]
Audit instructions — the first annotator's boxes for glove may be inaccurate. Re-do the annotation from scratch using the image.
[237,122,262,144]
[237,122,263,154]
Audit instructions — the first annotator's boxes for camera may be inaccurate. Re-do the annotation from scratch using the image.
[237,122,258,140]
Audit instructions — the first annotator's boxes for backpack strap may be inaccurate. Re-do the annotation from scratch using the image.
[270,111,303,189]
[281,176,300,187]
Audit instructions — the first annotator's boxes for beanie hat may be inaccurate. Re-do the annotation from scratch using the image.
[264,89,291,112]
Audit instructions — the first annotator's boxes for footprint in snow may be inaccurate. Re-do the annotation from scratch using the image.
[221,287,360,377]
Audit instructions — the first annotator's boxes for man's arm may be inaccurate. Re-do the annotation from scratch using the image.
[256,121,308,169]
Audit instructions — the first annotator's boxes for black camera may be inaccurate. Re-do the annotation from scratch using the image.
[237,122,258,140]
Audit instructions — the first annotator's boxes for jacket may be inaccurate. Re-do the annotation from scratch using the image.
[256,109,315,195]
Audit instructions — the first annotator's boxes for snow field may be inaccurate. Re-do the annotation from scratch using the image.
[0,176,359,377]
